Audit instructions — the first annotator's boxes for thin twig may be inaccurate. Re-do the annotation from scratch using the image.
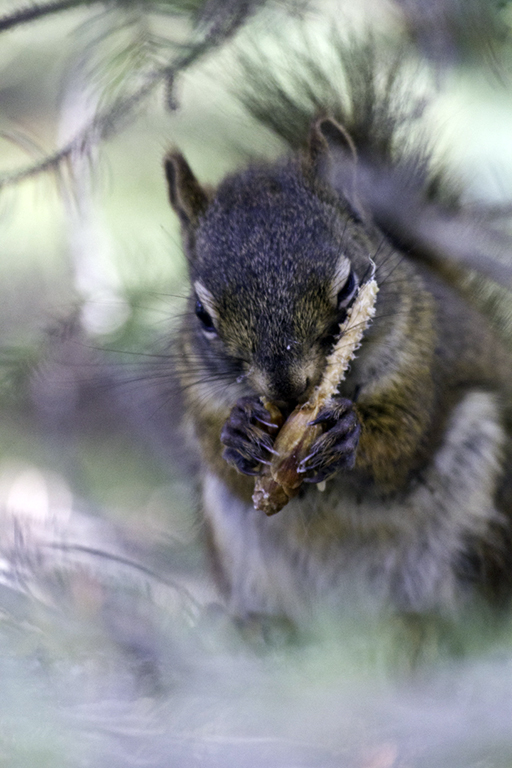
[0,0,96,33]
[0,0,267,189]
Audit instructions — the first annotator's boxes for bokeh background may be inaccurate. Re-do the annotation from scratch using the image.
[3,1,512,765]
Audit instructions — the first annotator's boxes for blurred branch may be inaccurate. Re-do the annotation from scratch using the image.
[0,67,163,189]
[0,0,278,189]
[0,0,97,33]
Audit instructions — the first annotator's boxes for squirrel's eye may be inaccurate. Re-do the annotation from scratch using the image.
[337,271,357,309]
[195,299,216,333]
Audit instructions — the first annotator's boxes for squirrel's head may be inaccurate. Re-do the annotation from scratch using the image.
[165,121,377,406]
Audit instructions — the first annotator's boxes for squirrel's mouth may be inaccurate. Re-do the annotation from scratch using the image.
[268,400,296,420]
[263,379,313,417]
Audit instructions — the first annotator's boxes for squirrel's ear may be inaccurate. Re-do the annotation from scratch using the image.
[315,117,358,160]
[308,117,358,170]
[308,117,365,220]
[164,151,210,229]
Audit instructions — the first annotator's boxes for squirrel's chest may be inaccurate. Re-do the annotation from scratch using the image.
[202,390,506,619]
[203,471,454,615]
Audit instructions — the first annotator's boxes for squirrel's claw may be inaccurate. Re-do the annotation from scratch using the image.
[308,396,353,427]
[299,397,361,483]
[222,447,270,475]
[221,395,279,476]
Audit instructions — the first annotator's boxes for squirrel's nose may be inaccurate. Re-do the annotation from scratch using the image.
[249,351,314,404]
[266,372,310,405]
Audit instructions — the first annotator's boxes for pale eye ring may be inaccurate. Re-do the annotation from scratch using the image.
[337,271,357,309]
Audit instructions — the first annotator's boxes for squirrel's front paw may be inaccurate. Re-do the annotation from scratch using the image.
[297,397,361,484]
[221,396,279,476]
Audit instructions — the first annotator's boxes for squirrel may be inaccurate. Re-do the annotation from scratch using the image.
[163,40,512,629]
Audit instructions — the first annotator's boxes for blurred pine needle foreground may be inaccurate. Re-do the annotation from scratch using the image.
[2,0,512,765]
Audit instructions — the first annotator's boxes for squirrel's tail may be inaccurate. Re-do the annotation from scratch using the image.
[239,36,426,168]
[236,33,512,293]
